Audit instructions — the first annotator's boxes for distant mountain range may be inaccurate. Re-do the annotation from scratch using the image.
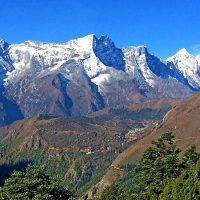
[0,34,200,125]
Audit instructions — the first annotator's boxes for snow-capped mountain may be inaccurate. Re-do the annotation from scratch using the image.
[167,48,200,90]
[0,34,199,122]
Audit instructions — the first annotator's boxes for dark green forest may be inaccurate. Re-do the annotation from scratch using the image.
[98,132,200,200]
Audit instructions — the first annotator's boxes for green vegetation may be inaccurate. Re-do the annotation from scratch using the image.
[0,106,172,199]
[0,146,109,197]
[181,145,200,168]
[1,132,200,199]
[0,165,74,200]
[160,161,200,200]
[110,107,170,121]
[76,167,107,197]
[91,106,171,124]
[97,183,126,200]
[130,132,181,199]
[99,132,200,200]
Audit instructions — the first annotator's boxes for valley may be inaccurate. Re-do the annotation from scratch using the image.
[0,34,200,199]
[0,99,174,196]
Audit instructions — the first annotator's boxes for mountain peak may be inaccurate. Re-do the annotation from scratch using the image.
[73,34,95,42]
[175,48,191,57]
[0,38,10,53]
[166,47,200,90]
[166,48,191,62]
[93,35,116,51]
[93,35,125,70]
[77,34,95,42]
[0,38,4,43]
[0,38,7,46]
[95,35,114,45]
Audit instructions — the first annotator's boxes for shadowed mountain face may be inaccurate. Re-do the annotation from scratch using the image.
[0,94,23,126]
[93,35,125,71]
[0,35,199,124]
[5,61,105,117]
[0,161,31,187]
[0,85,23,126]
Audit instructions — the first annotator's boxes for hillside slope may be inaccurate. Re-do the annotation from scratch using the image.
[0,99,177,196]
[92,92,200,197]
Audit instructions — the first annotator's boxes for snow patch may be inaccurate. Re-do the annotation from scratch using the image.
[92,74,110,85]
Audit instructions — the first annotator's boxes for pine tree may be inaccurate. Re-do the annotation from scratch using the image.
[0,165,74,200]
[131,132,181,200]
[98,183,126,200]
[182,145,200,168]
[160,161,200,200]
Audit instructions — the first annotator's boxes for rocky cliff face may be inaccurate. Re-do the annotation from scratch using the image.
[0,34,199,123]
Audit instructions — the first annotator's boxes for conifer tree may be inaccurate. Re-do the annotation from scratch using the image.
[131,132,181,200]
[0,165,74,200]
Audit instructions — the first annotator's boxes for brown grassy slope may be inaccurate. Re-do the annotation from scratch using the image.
[0,96,179,159]
[93,92,200,196]
[0,115,138,193]
[0,115,129,152]
[88,98,179,118]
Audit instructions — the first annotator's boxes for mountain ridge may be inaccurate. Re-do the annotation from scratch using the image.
[0,34,199,124]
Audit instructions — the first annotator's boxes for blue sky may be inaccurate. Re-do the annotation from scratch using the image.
[0,0,200,58]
